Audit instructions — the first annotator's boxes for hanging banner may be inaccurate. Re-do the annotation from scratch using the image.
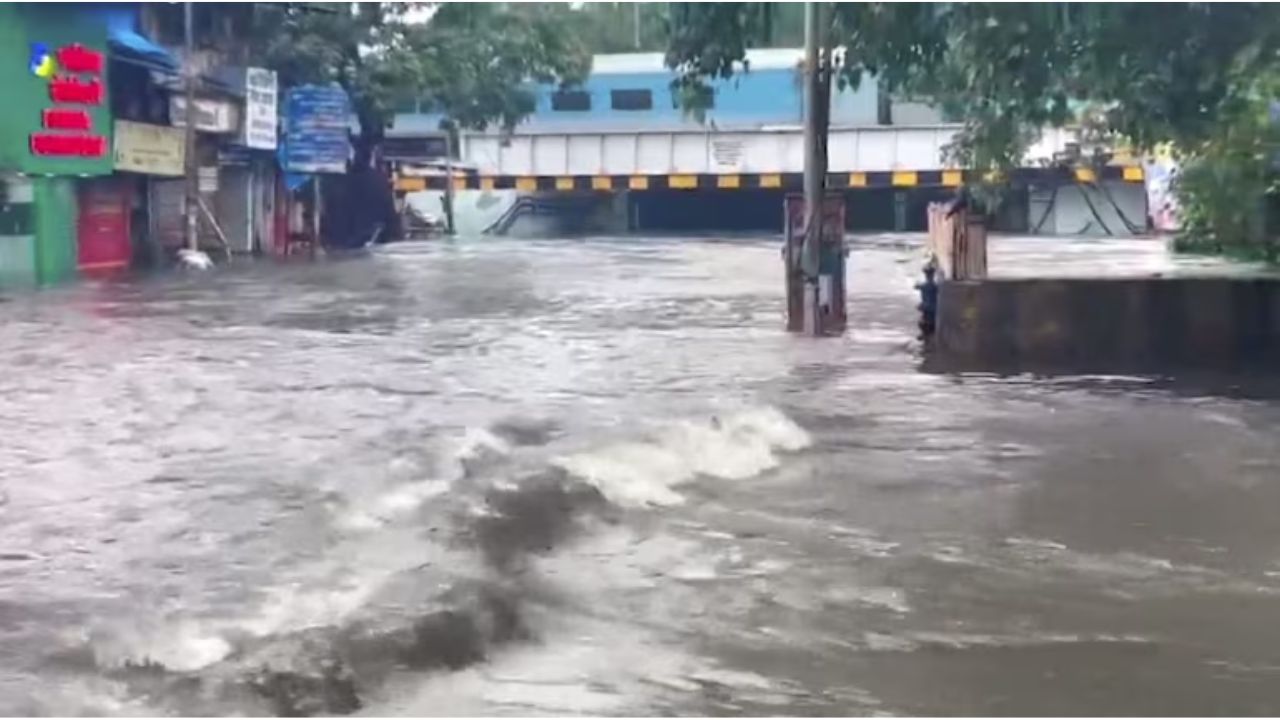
[283,84,351,174]
[113,120,184,176]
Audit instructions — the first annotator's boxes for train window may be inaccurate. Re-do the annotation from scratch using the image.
[610,89,653,111]
[551,90,591,112]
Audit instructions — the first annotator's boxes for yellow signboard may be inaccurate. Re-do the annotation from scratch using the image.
[113,120,184,176]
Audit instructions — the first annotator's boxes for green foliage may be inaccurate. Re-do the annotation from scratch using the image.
[1175,76,1280,262]
[566,3,672,54]
[404,4,591,132]
[250,3,590,139]
[562,3,806,56]
[666,2,1280,257]
[666,3,1280,171]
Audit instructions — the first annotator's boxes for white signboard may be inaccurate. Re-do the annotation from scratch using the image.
[241,67,278,150]
[198,166,219,194]
[711,138,745,172]
[170,96,240,134]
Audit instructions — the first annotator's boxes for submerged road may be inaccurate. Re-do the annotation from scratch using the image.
[1,234,1279,715]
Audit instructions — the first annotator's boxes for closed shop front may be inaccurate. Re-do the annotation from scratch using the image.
[76,177,132,275]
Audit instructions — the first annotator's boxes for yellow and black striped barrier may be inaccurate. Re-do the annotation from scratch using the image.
[395,166,1144,193]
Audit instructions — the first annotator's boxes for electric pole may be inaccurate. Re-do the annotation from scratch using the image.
[633,3,642,49]
[183,1,199,252]
[801,1,828,335]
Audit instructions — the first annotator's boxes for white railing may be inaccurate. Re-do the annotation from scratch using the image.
[459,125,1086,177]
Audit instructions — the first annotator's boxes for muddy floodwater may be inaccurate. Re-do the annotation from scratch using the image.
[1,234,1279,715]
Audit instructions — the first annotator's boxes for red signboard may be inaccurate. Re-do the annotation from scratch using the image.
[56,44,104,75]
[42,108,91,131]
[29,41,106,161]
[49,76,103,105]
[30,133,106,157]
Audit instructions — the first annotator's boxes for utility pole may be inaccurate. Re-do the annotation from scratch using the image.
[801,1,828,335]
[633,3,642,50]
[443,130,456,235]
[182,1,199,252]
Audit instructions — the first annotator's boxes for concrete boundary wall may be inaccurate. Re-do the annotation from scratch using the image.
[935,278,1280,372]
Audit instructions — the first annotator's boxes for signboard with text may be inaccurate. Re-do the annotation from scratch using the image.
[198,166,218,193]
[113,120,184,176]
[169,96,240,134]
[241,67,278,150]
[0,5,113,175]
[283,84,351,174]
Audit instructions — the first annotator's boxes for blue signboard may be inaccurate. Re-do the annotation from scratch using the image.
[283,84,351,174]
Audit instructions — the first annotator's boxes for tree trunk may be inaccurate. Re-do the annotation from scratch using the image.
[319,91,401,248]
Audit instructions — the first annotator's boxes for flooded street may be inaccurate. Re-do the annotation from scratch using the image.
[2,234,1280,715]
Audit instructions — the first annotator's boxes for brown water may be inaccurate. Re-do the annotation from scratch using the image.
[1,234,1278,715]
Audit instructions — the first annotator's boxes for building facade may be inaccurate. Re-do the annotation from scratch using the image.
[0,3,288,292]
[0,4,115,288]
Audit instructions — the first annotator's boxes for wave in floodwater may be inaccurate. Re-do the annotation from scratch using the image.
[26,405,810,716]
[553,406,811,508]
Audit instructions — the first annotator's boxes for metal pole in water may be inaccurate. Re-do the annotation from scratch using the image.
[183,1,199,252]
[312,175,322,251]
[801,1,825,335]
[443,132,456,236]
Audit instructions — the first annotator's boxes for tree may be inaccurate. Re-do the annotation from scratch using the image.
[667,2,1280,252]
[671,3,1279,169]
[566,3,671,54]
[1174,71,1280,262]
[247,2,590,245]
[250,2,591,154]
[562,3,806,56]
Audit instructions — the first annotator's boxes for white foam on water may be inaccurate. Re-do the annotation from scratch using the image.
[535,525,711,592]
[78,425,501,676]
[553,406,810,507]
[365,611,794,716]
[337,426,511,531]
[1004,536,1069,552]
[25,676,164,717]
[258,427,524,631]
[898,631,1153,651]
[823,585,911,614]
[452,426,513,466]
[337,479,452,532]
[75,619,233,673]
[241,526,471,638]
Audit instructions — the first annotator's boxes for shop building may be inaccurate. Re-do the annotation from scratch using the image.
[0,4,116,288]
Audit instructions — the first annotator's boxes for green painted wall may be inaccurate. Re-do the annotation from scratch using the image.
[0,4,113,176]
[32,177,77,284]
[0,6,25,175]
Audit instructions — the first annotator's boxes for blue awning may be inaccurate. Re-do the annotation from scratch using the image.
[95,6,180,74]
